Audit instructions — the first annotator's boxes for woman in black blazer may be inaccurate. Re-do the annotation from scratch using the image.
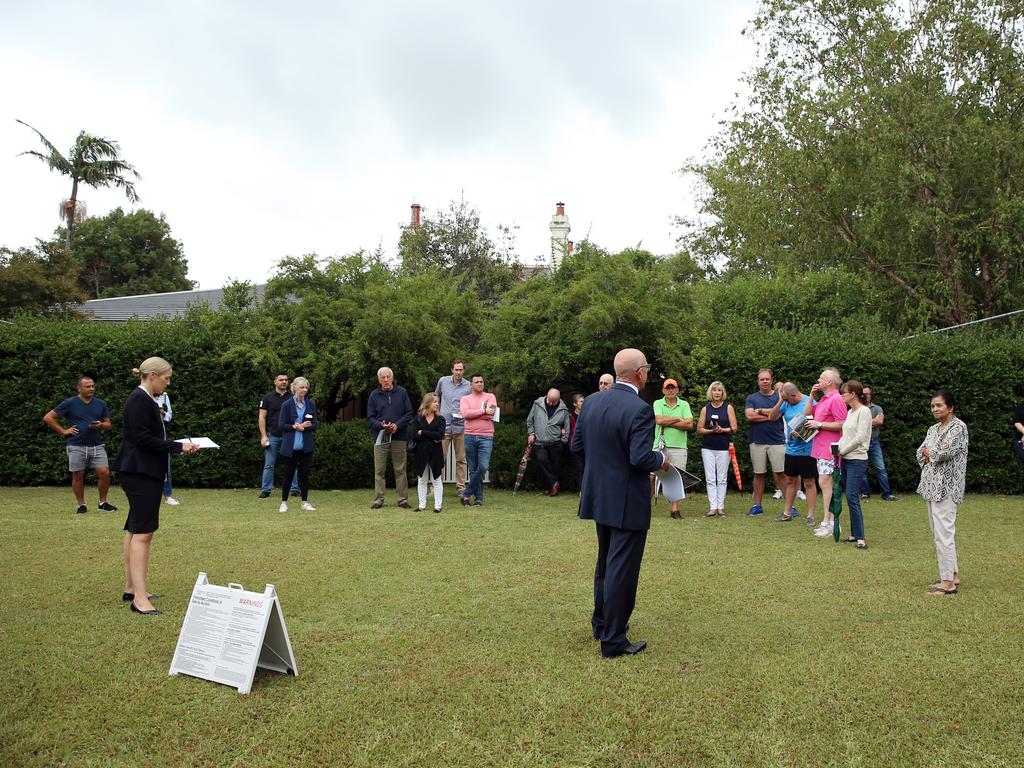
[114,357,198,616]
[412,393,447,512]
[278,376,317,512]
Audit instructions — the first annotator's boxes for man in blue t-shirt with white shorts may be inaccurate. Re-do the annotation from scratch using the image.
[744,368,787,515]
[767,382,818,525]
[43,376,117,515]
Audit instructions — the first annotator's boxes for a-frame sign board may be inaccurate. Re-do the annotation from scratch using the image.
[168,573,298,694]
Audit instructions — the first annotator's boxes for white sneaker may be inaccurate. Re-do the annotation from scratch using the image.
[814,524,832,537]
[279,502,288,513]
[797,490,806,501]
[772,489,783,499]
[164,497,180,506]
[301,501,316,511]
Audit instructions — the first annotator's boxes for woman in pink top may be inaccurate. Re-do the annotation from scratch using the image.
[804,368,848,537]
[459,373,498,506]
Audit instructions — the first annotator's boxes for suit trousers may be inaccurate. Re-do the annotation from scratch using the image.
[373,440,408,503]
[927,498,959,581]
[442,432,467,492]
[592,523,648,655]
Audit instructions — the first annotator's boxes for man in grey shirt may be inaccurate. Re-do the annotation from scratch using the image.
[863,385,897,501]
[435,360,472,496]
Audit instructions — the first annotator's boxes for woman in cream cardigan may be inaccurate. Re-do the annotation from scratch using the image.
[837,380,872,549]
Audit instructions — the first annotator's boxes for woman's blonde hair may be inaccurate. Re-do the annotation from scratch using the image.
[418,392,438,417]
[706,380,727,401]
[291,376,310,394]
[132,357,171,379]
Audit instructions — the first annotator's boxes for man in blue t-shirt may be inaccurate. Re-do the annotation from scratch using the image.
[767,382,818,524]
[744,368,786,515]
[43,376,117,515]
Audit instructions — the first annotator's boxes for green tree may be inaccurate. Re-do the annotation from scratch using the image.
[61,208,195,298]
[0,242,83,317]
[398,197,522,306]
[17,120,140,254]
[682,0,1024,331]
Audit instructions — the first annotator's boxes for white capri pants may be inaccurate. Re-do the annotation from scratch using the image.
[927,498,958,581]
[418,469,444,511]
[702,448,730,510]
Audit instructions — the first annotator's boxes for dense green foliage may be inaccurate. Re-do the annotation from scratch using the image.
[3,266,1022,492]
[682,0,1024,332]
[0,242,83,317]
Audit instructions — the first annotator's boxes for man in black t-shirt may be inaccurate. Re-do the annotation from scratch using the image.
[258,372,300,498]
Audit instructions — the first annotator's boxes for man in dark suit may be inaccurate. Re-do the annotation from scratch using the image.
[572,348,669,658]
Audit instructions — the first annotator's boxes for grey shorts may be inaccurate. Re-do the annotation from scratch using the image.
[67,444,109,472]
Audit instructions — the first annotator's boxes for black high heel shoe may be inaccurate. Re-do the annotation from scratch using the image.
[123,592,163,602]
[130,602,161,615]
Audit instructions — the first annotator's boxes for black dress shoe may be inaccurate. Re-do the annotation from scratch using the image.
[602,640,647,658]
[123,592,163,602]
[258,491,271,499]
[130,603,161,615]
[98,501,118,511]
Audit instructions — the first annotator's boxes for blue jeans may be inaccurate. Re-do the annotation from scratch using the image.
[463,435,493,503]
[865,439,892,497]
[262,435,300,494]
[163,457,172,497]
[842,458,867,540]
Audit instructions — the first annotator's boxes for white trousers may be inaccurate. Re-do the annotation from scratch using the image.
[418,469,443,510]
[702,448,729,510]
[927,499,958,581]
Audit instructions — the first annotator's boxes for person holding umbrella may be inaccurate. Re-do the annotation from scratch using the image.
[697,381,737,517]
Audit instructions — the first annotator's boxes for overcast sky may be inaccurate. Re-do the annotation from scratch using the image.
[1,1,758,289]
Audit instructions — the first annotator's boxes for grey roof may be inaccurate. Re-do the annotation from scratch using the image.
[74,284,267,322]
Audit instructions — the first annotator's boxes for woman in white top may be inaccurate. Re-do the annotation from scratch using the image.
[837,380,872,549]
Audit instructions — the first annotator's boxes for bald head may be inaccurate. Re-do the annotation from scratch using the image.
[598,374,614,391]
[613,348,650,388]
[546,388,561,405]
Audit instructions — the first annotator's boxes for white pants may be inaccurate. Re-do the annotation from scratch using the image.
[418,469,443,510]
[927,499,958,581]
[702,448,729,510]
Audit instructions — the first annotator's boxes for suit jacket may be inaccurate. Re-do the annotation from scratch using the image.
[113,387,183,479]
[279,397,318,456]
[571,382,664,531]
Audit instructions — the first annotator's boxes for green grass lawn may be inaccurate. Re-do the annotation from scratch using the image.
[1,485,1023,767]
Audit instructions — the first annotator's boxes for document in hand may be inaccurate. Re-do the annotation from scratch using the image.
[492,406,501,423]
[655,465,685,502]
[175,437,220,449]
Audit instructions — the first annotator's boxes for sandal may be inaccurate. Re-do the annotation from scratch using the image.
[928,586,957,595]
[928,581,960,590]
[856,541,868,550]
[843,536,857,543]
[705,511,717,517]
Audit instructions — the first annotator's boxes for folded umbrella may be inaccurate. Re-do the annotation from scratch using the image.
[512,443,533,495]
[830,447,843,542]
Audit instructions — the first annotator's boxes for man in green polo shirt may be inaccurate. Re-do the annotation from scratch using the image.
[653,378,693,519]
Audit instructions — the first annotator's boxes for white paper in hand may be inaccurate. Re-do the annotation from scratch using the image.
[175,437,220,449]
[655,465,685,502]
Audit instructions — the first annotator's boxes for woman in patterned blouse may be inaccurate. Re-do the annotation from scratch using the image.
[916,390,969,596]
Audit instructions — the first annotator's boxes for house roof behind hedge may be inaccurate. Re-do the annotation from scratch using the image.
[74,285,267,322]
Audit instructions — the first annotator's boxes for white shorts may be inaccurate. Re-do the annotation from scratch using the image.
[816,458,836,476]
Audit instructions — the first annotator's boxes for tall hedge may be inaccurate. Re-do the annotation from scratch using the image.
[1,315,1021,493]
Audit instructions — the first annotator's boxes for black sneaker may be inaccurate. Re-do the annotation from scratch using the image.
[881,495,898,501]
[98,501,118,511]
[258,491,271,499]
[76,504,87,514]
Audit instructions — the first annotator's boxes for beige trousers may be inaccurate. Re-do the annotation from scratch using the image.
[373,440,408,503]
[442,432,467,493]
[927,498,958,581]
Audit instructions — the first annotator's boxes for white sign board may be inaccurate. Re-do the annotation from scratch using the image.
[169,572,297,694]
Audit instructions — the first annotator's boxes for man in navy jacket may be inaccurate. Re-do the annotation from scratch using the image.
[367,366,414,509]
[572,348,669,658]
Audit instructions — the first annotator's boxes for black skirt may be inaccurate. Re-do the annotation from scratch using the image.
[120,472,163,534]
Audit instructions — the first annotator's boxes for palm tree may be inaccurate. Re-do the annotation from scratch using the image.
[17,120,141,253]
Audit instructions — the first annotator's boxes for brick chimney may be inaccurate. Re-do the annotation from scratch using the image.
[410,203,422,226]
[567,241,574,253]
[556,202,565,216]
